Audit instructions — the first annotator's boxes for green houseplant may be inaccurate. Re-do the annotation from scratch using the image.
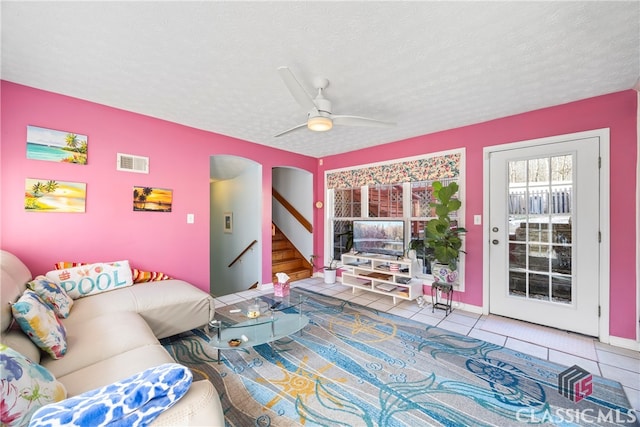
[424,181,466,283]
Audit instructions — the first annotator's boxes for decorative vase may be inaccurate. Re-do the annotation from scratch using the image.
[431,262,458,285]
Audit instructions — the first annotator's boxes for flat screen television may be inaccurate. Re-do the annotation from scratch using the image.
[352,220,405,257]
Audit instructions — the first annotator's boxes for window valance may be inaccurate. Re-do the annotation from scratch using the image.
[326,153,461,189]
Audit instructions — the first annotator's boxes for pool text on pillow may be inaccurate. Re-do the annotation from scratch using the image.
[46,261,134,299]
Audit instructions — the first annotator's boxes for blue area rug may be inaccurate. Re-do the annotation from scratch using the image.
[161,288,638,426]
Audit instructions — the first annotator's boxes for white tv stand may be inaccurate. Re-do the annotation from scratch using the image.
[340,253,423,305]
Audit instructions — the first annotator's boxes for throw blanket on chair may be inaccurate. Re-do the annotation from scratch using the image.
[28,363,192,427]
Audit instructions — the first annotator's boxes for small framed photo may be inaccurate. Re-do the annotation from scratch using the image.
[224,212,233,233]
[132,186,172,212]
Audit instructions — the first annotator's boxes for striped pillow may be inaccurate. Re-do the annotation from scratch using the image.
[132,268,172,283]
[54,261,172,284]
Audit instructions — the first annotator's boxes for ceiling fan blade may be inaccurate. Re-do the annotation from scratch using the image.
[273,122,307,138]
[278,66,318,113]
[332,115,396,128]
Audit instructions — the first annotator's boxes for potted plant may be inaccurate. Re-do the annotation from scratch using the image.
[424,181,466,284]
[309,255,338,284]
[323,258,338,284]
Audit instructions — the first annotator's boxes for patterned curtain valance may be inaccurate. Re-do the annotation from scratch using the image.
[327,153,461,189]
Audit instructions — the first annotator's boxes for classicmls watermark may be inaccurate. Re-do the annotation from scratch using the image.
[515,364,638,424]
[558,364,593,403]
[516,408,638,424]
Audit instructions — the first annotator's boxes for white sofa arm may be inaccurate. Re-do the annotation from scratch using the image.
[152,380,225,427]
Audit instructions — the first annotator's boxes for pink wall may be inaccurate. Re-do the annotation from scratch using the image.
[318,90,638,340]
[2,82,637,340]
[1,81,316,291]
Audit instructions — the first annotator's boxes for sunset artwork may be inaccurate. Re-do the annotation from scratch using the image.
[25,179,86,212]
[133,186,172,212]
[26,125,88,164]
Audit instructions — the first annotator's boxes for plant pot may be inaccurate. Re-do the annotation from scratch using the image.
[431,262,459,285]
[324,268,337,284]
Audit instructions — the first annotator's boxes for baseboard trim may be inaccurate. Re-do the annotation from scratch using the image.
[258,282,274,291]
[606,335,640,351]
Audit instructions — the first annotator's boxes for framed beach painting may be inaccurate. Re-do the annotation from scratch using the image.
[133,186,173,212]
[26,125,88,164]
[25,178,86,212]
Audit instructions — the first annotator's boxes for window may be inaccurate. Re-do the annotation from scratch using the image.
[368,184,403,217]
[333,187,361,218]
[325,150,464,282]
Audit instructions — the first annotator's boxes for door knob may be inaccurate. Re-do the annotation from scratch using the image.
[492,227,499,232]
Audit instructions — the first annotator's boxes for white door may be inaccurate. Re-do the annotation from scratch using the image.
[488,136,600,336]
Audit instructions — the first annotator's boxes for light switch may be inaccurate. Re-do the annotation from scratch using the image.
[187,213,195,224]
[474,215,482,225]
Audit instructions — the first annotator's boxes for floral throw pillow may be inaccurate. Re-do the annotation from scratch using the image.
[0,344,67,427]
[27,275,74,318]
[11,290,68,359]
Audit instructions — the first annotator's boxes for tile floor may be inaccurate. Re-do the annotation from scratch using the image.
[212,277,640,411]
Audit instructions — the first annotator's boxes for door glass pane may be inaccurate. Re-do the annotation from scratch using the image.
[551,275,572,303]
[507,154,573,305]
[529,273,550,300]
[509,271,526,297]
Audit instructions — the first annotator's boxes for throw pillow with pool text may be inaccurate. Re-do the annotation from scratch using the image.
[45,261,133,299]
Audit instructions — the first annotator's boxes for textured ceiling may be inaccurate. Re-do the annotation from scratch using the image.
[2,1,639,159]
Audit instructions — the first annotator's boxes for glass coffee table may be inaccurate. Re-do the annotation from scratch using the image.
[205,293,309,364]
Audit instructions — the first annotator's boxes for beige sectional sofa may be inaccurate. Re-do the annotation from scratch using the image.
[1,250,224,426]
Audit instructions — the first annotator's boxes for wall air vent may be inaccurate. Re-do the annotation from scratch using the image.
[117,153,149,174]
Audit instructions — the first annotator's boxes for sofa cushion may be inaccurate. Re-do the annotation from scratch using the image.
[127,280,214,339]
[0,328,41,364]
[58,286,137,327]
[60,280,213,340]
[46,260,133,299]
[0,344,67,427]
[29,363,192,427]
[44,311,159,379]
[27,275,74,318]
[56,344,176,396]
[152,380,222,427]
[1,250,32,332]
[11,290,67,359]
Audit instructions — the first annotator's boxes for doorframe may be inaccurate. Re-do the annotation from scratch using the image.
[482,128,610,342]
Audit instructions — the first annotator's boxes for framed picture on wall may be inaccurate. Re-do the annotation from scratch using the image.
[132,186,172,212]
[26,125,88,165]
[224,212,233,233]
[25,178,86,212]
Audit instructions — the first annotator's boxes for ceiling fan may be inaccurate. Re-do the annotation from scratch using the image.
[274,66,395,137]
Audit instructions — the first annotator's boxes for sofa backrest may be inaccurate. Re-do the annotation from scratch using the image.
[1,250,32,332]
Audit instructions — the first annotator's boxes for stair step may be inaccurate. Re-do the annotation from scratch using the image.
[272,267,312,282]
[272,240,292,250]
[271,223,311,284]
[272,248,295,261]
[273,258,304,271]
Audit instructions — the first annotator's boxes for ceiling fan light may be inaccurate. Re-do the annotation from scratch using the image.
[307,116,333,132]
